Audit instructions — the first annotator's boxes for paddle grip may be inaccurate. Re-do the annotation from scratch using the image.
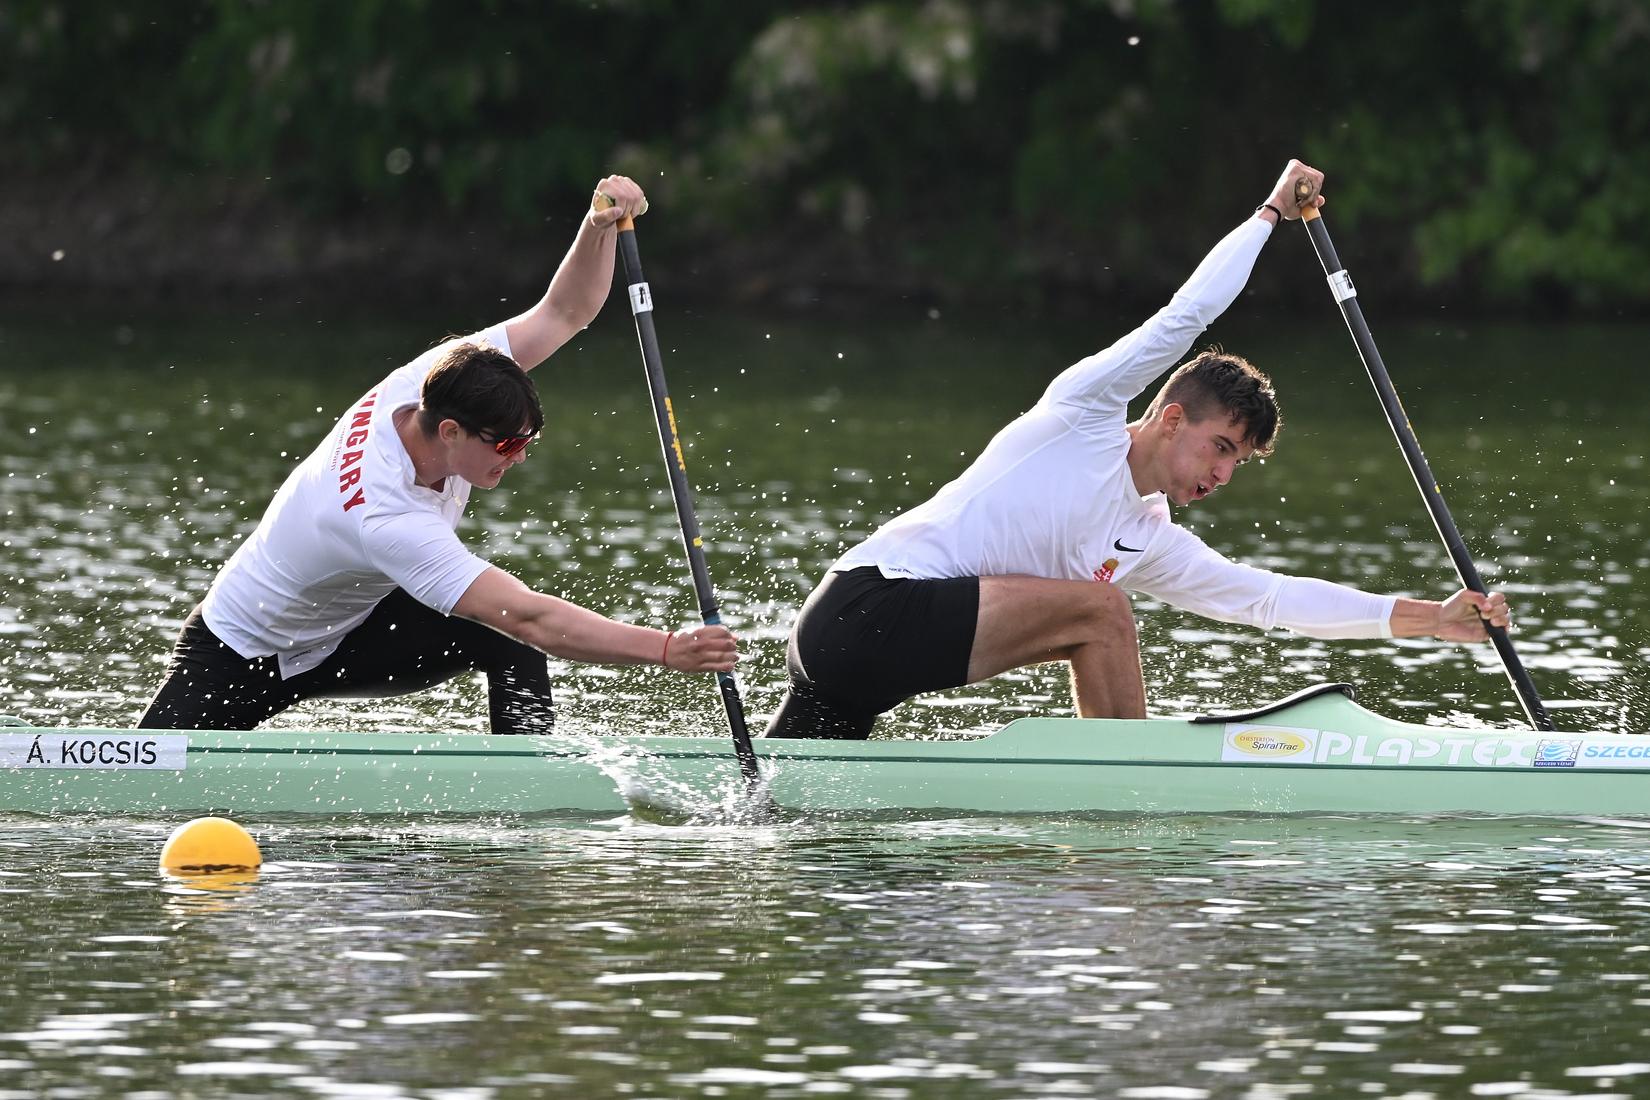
[592,190,647,229]
[1294,176,1321,221]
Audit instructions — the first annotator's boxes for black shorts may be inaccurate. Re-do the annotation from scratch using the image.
[138,588,553,735]
[763,566,979,739]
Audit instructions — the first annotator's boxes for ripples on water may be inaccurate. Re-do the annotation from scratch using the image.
[2,308,1649,1096]
[4,814,1650,1097]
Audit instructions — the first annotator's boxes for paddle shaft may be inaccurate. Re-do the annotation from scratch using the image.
[606,209,761,781]
[1294,189,1553,731]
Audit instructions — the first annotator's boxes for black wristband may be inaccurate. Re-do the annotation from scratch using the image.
[1256,202,1284,225]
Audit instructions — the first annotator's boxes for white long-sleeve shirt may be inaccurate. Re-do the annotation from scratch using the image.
[834,217,1396,640]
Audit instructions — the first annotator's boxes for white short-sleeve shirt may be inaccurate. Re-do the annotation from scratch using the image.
[201,327,510,676]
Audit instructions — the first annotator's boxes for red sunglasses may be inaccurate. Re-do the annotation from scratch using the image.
[449,415,536,458]
[473,427,536,458]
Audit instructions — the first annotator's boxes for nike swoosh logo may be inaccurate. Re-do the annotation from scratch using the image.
[1113,538,1144,553]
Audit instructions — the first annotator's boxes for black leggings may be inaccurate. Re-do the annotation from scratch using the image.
[139,589,553,735]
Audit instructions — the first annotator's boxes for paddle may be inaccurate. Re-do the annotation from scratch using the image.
[1291,179,1555,731]
[593,193,764,787]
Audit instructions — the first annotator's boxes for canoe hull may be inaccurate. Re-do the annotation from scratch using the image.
[4,693,1647,818]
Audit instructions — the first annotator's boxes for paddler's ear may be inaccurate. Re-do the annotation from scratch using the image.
[1160,403,1185,435]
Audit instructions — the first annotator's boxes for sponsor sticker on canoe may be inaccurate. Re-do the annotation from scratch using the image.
[0,734,187,770]
[1223,725,1317,763]
[1224,724,1535,767]
[1532,739,1582,769]
[1223,724,1650,770]
[1575,741,1650,768]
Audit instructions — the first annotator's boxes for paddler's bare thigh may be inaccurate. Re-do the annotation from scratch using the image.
[967,575,1136,683]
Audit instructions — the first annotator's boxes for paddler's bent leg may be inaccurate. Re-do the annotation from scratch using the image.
[968,576,1146,719]
[139,606,306,729]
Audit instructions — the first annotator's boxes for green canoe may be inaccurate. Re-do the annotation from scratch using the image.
[2,686,1646,819]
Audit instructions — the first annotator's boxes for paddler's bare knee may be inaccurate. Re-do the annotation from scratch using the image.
[1019,583,1136,665]
[1075,581,1135,642]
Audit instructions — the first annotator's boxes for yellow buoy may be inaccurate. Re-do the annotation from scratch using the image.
[159,816,261,874]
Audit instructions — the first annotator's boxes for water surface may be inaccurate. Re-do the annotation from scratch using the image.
[5,813,1650,1097]
[1,302,1648,1097]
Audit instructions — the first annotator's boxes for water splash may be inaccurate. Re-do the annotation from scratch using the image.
[615,762,787,827]
[531,731,787,826]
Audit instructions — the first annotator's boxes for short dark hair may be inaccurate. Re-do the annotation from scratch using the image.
[1145,347,1281,456]
[416,341,544,439]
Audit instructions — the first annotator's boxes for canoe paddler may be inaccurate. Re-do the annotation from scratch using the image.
[765,159,1509,740]
[140,175,737,735]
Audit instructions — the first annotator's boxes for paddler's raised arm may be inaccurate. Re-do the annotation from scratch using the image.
[1041,159,1325,416]
[504,174,649,370]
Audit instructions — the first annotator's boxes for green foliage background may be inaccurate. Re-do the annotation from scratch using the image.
[7,0,1647,309]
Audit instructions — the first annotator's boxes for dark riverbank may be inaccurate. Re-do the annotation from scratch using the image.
[9,4,1645,317]
[11,168,1641,321]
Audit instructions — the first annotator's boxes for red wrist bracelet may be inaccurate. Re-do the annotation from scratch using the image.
[661,631,672,666]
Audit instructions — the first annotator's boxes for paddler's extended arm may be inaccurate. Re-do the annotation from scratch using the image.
[504,174,649,370]
[452,566,737,671]
[1131,525,1511,641]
